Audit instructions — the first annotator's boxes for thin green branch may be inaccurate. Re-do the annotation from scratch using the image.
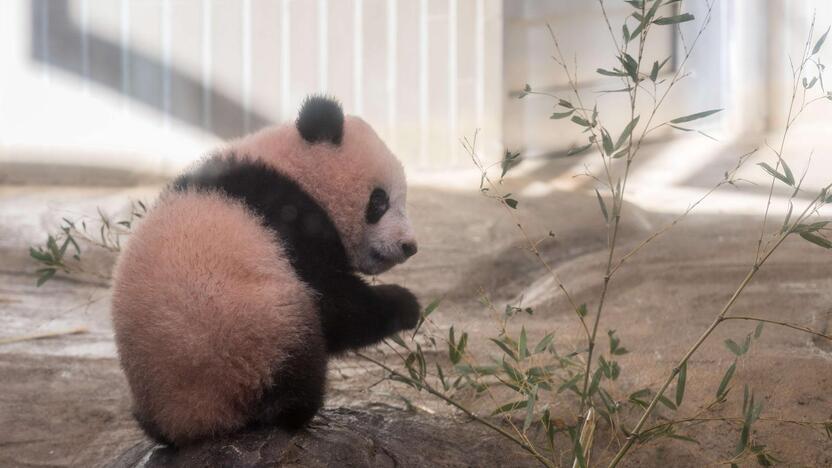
[607,185,830,467]
[721,316,832,341]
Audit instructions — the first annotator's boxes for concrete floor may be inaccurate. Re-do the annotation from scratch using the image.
[1,136,831,467]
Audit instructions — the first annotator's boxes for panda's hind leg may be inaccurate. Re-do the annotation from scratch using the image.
[251,332,328,431]
[132,407,172,446]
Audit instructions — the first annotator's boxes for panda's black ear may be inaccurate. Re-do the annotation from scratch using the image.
[296,95,344,146]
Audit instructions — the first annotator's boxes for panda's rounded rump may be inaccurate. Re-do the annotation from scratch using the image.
[111,190,323,444]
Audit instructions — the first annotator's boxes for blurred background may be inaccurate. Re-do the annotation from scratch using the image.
[0,0,829,187]
[2,2,832,466]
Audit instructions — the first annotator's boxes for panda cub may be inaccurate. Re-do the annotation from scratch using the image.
[111,96,420,446]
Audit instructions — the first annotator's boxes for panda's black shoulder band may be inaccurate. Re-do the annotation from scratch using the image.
[296,95,344,146]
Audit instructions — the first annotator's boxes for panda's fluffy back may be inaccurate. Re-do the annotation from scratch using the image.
[111,190,322,444]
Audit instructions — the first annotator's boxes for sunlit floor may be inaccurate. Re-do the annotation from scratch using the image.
[1,131,831,466]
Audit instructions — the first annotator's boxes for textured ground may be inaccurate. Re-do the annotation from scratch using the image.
[1,155,831,466]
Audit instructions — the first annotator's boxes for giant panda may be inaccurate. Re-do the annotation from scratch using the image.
[111,96,420,446]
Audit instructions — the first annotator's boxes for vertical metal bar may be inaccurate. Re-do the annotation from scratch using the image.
[475,0,484,132]
[354,0,364,115]
[281,0,291,120]
[80,0,89,94]
[162,0,172,130]
[120,0,130,112]
[242,0,252,132]
[318,0,328,92]
[386,0,398,149]
[40,0,50,83]
[202,0,213,131]
[419,0,429,165]
[448,0,458,164]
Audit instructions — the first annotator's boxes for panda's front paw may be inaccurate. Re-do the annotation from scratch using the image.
[373,284,421,331]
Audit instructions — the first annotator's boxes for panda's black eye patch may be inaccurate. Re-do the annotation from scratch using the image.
[365,188,389,224]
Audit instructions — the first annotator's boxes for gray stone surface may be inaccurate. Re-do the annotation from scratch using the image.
[112,407,532,468]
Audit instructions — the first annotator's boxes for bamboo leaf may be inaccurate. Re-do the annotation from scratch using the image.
[388,333,406,347]
[448,327,462,364]
[492,399,528,415]
[813,26,830,55]
[597,68,628,77]
[675,362,687,406]
[437,363,448,391]
[571,115,591,127]
[523,386,538,432]
[645,0,663,23]
[534,333,554,354]
[567,143,593,156]
[36,268,56,287]
[717,361,736,399]
[779,158,795,186]
[551,110,574,120]
[29,247,53,263]
[615,116,640,150]
[558,373,582,394]
[595,189,609,223]
[423,298,441,318]
[725,338,743,356]
[519,326,529,360]
[573,434,587,468]
[668,433,699,444]
[754,322,764,339]
[491,338,519,361]
[653,13,695,25]
[502,359,525,384]
[599,387,618,414]
[670,108,723,124]
[588,368,603,396]
[799,231,832,249]
[601,129,614,155]
[658,395,677,410]
[412,298,442,337]
[757,162,792,186]
[618,53,640,81]
[628,20,645,42]
[501,150,521,179]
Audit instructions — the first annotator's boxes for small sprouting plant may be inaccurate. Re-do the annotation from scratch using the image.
[29,200,147,286]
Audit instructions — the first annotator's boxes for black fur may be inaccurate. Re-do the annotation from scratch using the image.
[133,408,172,445]
[251,335,327,431]
[171,155,420,355]
[295,95,344,145]
[365,188,389,224]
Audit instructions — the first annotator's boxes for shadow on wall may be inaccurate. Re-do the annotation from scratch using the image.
[30,0,271,140]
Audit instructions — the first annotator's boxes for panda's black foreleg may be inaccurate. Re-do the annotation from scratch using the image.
[318,274,420,354]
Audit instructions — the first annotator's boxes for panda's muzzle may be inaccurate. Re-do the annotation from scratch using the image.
[401,242,418,258]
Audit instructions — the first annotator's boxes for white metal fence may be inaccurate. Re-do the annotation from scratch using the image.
[3,0,503,173]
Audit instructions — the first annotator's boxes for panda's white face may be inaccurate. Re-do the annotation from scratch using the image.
[236,97,418,275]
[356,184,417,275]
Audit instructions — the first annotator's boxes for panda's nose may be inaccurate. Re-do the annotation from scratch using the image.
[401,241,418,258]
